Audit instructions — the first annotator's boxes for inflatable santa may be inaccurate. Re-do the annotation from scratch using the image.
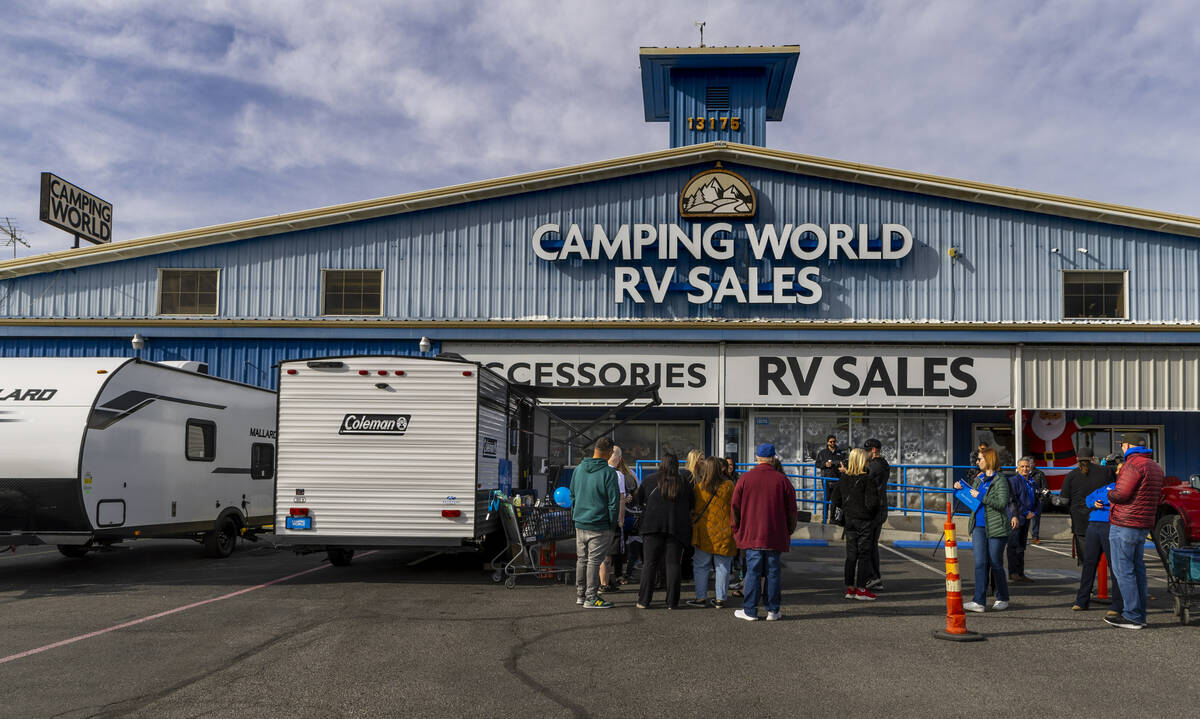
[1019,410,1092,489]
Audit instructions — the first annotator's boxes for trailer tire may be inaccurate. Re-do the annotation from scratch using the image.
[203,517,239,558]
[57,545,90,559]
[327,548,354,567]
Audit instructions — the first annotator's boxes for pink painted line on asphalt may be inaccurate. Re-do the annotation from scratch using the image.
[0,551,377,665]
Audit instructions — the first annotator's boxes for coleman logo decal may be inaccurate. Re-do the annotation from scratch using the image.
[339,413,411,435]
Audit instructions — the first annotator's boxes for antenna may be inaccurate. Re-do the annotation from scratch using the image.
[694,20,706,47]
[0,217,30,258]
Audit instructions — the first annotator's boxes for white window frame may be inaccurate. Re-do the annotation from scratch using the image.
[1062,269,1129,320]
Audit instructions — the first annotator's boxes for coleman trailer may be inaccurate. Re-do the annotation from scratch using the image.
[274,354,659,566]
[0,357,277,557]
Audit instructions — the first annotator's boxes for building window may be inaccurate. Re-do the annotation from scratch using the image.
[322,269,382,315]
[1063,270,1126,319]
[159,269,219,315]
[185,419,216,462]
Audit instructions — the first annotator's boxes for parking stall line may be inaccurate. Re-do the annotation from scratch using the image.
[880,543,945,576]
[1030,540,1168,585]
[0,551,376,666]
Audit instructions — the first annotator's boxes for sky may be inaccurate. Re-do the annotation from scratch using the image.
[2,0,1198,258]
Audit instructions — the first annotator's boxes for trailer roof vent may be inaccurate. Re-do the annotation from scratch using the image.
[306,361,345,369]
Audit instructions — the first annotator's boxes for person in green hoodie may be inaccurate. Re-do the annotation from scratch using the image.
[571,437,621,609]
[954,447,1012,613]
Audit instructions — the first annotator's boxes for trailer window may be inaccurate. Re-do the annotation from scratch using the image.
[251,443,274,479]
[185,419,216,461]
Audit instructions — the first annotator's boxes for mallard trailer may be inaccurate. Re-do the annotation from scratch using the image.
[273,354,659,565]
[0,357,276,557]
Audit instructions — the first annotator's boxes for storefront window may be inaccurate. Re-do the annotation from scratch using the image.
[752,414,803,462]
[802,412,848,464]
[613,423,657,466]
[899,412,949,488]
[659,422,704,460]
[722,421,742,459]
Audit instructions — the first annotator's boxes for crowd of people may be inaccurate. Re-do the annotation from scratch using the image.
[567,431,1167,629]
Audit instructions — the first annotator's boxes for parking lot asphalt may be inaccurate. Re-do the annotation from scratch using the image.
[0,534,1193,719]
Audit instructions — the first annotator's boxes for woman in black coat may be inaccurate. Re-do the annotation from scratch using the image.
[633,452,695,609]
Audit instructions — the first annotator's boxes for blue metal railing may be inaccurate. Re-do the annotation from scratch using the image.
[632,460,1048,535]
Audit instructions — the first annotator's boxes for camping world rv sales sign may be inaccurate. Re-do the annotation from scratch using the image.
[531,222,913,305]
[39,172,113,245]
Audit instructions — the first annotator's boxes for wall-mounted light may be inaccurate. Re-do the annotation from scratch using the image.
[1050,248,1061,254]
[1077,247,1090,254]
[131,333,146,351]
[947,247,960,260]
[418,336,432,353]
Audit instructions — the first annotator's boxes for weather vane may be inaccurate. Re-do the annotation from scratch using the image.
[695,20,706,48]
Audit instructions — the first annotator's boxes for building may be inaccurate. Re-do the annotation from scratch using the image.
[3,45,1199,488]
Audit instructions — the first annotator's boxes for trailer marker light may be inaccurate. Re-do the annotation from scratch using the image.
[97,369,108,374]
[358,370,369,376]
[441,509,462,518]
[289,507,309,517]
[394,370,405,376]
[462,371,473,377]
[286,369,298,375]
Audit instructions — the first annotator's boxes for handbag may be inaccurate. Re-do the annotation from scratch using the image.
[630,485,657,536]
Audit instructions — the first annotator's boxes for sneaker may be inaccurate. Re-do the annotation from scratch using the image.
[866,578,884,590]
[856,589,877,601]
[766,610,782,621]
[1071,605,1085,611]
[712,599,725,609]
[635,603,648,609]
[576,596,586,605]
[584,598,613,609]
[844,587,856,600]
[1032,538,1041,544]
[992,600,1009,611]
[1104,615,1145,630]
[1105,610,1121,618]
[734,609,759,621]
[685,598,709,608]
[962,601,985,613]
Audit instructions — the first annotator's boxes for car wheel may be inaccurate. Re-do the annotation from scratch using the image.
[1153,513,1187,566]
[327,548,354,567]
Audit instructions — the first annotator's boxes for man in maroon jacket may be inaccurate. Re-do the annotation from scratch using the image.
[730,443,798,622]
[1105,432,1164,629]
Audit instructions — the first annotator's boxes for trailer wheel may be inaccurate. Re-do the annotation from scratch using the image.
[57,545,90,559]
[203,517,238,558]
[504,576,516,589]
[327,548,354,567]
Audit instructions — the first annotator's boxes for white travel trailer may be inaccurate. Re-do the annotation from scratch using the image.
[0,357,276,557]
[274,355,658,566]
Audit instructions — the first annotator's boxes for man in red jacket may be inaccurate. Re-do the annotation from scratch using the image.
[730,443,798,622]
[1105,432,1164,629]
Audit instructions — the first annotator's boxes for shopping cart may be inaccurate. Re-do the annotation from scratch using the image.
[1163,546,1200,625]
[489,492,575,588]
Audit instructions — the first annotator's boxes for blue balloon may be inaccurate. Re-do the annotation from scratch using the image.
[553,486,572,508]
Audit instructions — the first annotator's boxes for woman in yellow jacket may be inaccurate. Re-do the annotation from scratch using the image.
[687,456,738,608]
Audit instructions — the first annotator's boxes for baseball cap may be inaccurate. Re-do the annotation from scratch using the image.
[755,443,776,458]
[1120,432,1147,446]
[862,438,882,451]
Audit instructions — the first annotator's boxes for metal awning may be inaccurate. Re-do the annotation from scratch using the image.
[511,383,662,451]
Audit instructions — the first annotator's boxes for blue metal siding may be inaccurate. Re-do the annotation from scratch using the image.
[0,336,428,390]
[1,163,1198,324]
[670,69,767,148]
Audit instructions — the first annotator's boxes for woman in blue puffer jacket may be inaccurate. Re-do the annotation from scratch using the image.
[1072,481,1124,617]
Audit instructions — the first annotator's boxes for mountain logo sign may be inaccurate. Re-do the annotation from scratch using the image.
[679,164,755,219]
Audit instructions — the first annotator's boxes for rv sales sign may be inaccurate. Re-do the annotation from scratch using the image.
[39,173,112,245]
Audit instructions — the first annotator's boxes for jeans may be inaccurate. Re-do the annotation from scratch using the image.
[575,528,613,602]
[693,548,734,601]
[1006,521,1029,576]
[1075,521,1123,612]
[639,533,683,608]
[844,518,874,588]
[743,549,782,616]
[1030,511,1042,540]
[1109,524,1149,624]
[971,526,1010,605]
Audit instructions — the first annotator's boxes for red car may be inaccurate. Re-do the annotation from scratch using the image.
[1153,474,1200,563]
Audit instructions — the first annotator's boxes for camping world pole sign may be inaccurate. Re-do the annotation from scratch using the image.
[39,172,112,245]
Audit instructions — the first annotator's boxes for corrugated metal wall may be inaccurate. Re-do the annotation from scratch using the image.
[2,162,1198,324]
[0,336,423,390]
[1023,346,1200,411]
[670,69,766,148]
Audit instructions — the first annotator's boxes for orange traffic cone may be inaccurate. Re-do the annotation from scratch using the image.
[934,501,985,642]
[1097,553,1109,601]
